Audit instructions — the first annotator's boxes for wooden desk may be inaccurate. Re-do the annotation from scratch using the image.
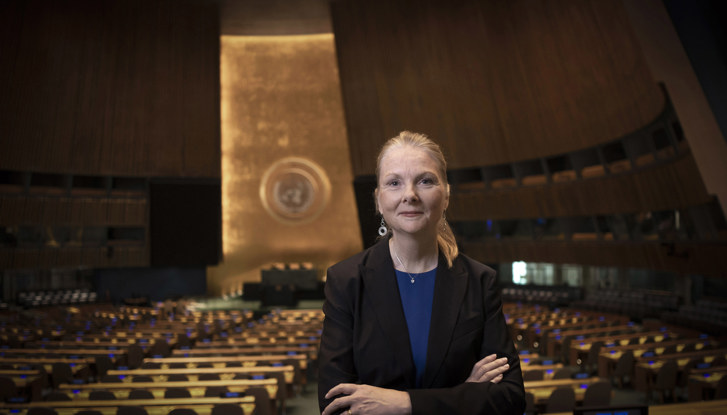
[0,329,65,339]
[0,396,256,415]
[277,309,323,317]
[228,328,321,337]
[597,342,720,379]
[632,350,727,395]
[545,324,633,358]
[517,352,541,365]
[107,364,297,387]
[172,345,318,360]
[3,373,44,388]
[0,333,34,344]
[547,399,727,415]
[521,363,564,372]
[524,377,601,405]
[81,331,196,343]
[584,333,702,371]
[688,371,726,402]
[525,318,590,350]
[24,340,151,351]
[145,353,309,371]
[524,377,603,389]
[0,347,126,359]
[512,315,586,348]
[569,330,671,366]
[0,369,42,377]
[0,372,44,401]
[522,364,565,380]
[0,357,92,375]
[58,378,279,404]
[195,338,319,349]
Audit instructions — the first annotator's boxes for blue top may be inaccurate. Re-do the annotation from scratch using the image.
[395,267,437,387]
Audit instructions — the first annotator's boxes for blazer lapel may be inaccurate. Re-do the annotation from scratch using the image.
[421,256,468,388]
[361,239,417,386]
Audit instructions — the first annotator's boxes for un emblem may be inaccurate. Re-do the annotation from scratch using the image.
[260,157,331,224]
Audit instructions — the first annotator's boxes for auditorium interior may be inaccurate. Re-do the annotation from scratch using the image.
[1,0,727,414]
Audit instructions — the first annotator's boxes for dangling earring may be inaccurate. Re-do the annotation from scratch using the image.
[378,217,388,236]
[442,211,447,230]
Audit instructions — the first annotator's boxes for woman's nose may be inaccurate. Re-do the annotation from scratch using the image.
[403,184,419,202]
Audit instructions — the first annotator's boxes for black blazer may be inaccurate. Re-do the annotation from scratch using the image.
[318,239,525,414]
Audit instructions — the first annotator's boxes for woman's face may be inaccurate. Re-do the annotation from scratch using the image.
[376,145,449,240]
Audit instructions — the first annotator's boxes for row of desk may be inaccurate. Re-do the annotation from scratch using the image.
[548,399,727,415]
[0,306,324,415]
[505,302,726,410]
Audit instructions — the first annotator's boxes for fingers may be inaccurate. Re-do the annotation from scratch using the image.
[476,355,509,374]
[325,383,358,399]
[322,394,352,415]
[479,354,498,365]
[468,354,497,377]
[323,384,411,415]
[466,354,510,383]
[323,384,358,415]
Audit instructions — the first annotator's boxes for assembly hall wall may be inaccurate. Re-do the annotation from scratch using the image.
[0,0,220,299]
[2,0,726,303]
[208,34,363,297]
[0,0,364,300]
[330,0,727,281]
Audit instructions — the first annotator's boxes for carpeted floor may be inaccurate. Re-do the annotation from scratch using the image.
[286,385,322,415]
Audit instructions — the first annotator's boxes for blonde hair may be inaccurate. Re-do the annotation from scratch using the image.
[375,131,459,268]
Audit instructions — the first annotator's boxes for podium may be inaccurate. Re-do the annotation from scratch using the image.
[259,266,319,307]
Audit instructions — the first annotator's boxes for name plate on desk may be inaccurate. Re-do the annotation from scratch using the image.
[261,268,318,290]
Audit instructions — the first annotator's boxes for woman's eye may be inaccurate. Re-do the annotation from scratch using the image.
[388,180,400,186]
[420,177,435,185]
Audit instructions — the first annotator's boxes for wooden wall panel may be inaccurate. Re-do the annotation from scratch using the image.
[22,199,43,225]
[81,248,100,266]
[68,199,85,225]
[83,199,105,225]
[56,199,73,225]
[38,249,57,269]
[448,152,710,220]
[0,195,147,226]
[125,246,147,267]
[62,248,83,268]
[0,198,20,224]
[0,0,220,178]
[107,200,125,225]
[332,0,664,175]
[12,249,37,269]
[126,200,147,225]
[0,247,11,269]
[462,240,727,278]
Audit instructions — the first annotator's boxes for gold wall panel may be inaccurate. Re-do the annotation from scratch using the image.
[210,34,362,296]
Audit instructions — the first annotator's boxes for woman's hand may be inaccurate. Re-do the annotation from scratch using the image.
[322,383,412,415]
[466,354,510,383]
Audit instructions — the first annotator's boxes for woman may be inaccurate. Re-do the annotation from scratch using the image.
[318,131,525,415]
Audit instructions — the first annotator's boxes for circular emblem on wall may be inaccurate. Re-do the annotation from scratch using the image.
[260,157,331,225]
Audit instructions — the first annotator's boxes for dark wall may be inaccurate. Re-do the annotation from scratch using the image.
[94,267,206,304]
[663,0,727,145]
[0,0,221,271]
[353,176,378,249]
[331,0,664,175]
[0,0,220,177]
[149,178,221,267]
